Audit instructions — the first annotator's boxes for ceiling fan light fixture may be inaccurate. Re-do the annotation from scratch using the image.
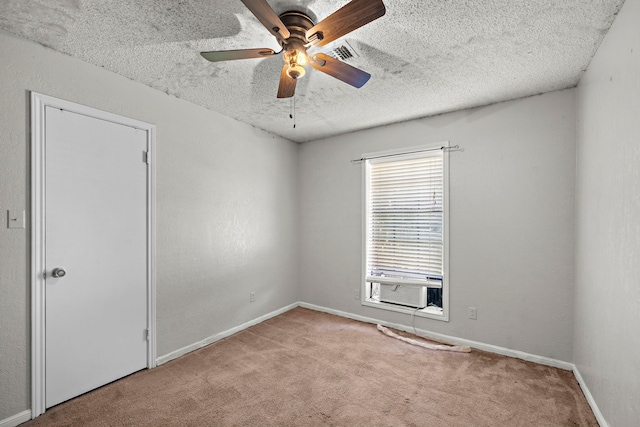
[283,41,308,79]
[286,64,306,79]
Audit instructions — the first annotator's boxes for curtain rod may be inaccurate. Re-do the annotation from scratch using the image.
[350,145,463,164]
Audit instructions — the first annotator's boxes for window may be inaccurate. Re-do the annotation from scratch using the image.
[362,145,449,321]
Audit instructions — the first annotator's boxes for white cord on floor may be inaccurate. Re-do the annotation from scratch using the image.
[377,324,471,353]
[411,307,419,336]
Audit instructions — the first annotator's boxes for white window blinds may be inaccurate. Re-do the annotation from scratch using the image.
[366,153,444,284]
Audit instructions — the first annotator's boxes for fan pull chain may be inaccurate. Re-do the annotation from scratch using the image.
[289,97,296,129]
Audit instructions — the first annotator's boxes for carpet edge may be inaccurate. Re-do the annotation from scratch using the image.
[156,302,299,366]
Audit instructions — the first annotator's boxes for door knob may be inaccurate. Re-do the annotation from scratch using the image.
[52,268,66,278]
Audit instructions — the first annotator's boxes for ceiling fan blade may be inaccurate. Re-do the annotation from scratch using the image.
[310,53,371,88]
[306,0,386,47]
[277,65,297,98]
[200,48,276,62]
[241,0,290,42]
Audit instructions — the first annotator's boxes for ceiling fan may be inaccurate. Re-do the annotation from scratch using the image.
[200,0,386,98]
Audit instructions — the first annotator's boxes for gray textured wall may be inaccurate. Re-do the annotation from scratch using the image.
[0,30,299,420]
[298,89,577,362]
[575,0,640,425]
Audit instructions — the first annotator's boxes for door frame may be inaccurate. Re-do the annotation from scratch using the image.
[30,92,157,418]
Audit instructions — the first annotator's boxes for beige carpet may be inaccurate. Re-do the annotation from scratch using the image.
[24,307,597,426]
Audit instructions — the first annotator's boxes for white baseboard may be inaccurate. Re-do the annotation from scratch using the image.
[0,410,31,427]
[299,302,574,371]
[156,302,299,365]
[156,300,572,370]
[573,365,608,427]
[155,299,581,374]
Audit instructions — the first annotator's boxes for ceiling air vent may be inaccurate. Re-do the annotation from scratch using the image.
[320,40,359,61]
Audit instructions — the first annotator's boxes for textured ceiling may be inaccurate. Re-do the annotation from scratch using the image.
[0,0,625,142]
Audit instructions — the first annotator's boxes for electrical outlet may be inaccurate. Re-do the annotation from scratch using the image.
[468,307,477,320]
[250,292,256,303]
[353,289,360,300]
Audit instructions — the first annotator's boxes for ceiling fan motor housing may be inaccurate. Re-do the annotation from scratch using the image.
[279,11,314,45]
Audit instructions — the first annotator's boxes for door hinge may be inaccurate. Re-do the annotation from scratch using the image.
[142,151,149,165]
[145,328,150,341]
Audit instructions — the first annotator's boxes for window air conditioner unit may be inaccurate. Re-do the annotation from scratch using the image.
[379,284,427,308]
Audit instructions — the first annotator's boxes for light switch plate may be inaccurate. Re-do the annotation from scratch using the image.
[8,210,25,229]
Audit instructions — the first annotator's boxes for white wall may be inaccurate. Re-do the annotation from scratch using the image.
[575,0,640,425]
[0,30,299,420]
[299,89,577,362]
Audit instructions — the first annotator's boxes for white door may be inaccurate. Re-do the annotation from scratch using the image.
[44,106,149,408]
